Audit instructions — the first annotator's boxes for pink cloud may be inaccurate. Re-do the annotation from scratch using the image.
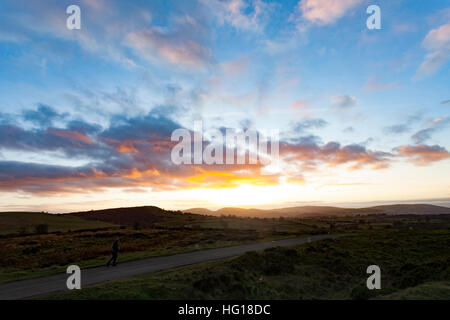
[395,144,450,166]
[126,27,212,68]
[296,0,364,26]
[220,56,251,76]
[289,100,309,109]
[416,23,450,77]
[364,76,398,91]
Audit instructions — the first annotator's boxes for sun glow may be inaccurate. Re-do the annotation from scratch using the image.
[191,185,285,207]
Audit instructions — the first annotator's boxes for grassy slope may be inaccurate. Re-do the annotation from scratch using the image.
[70,206,324,232]
[0,212,116,235]
[41,230,450,300]
[377,281,450,299]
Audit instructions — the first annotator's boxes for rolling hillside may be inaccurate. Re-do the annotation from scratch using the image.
[69,206,319,232]
[0,212,116,235]
[184,204,450,218]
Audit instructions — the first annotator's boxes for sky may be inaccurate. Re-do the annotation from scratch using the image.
[0,0,449,212]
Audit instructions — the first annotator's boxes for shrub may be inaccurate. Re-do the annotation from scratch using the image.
[18,225,30,235]
[34,224,49,234]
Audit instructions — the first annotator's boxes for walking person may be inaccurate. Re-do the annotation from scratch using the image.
[106,238,120,267]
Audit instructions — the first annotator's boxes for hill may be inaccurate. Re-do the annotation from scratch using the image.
[69,206,318,232]
[70,206,261,230]
[0,212,116,235]
[71,206,187,228]
[184,206,354,218]
[184,204,450,218]
[370,204,450,215]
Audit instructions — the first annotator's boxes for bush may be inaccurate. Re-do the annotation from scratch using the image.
[18,225,30,235]
[350,284,371,300]
[34,224,49,234]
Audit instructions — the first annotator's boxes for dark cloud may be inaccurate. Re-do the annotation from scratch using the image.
[291,118,328,133]
[22,104,66,127]
[410,116,450,144]
[383,112,423,135]
[280,138,392,170]
[343,126,354,133]
[332,95,357,109]
[0,106,448,194]
[384,124,410,134]
[66,120,102,134]
[288,135,322,146]
[441,99,450,105]
[411,128,434,144]
[0,113,13,125]
[0,109,280,193]
[239,119,254,130]
[0,124,107,159]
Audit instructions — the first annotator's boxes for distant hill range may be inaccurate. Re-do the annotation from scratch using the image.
[64,204,450,228]
[184,204,450,218]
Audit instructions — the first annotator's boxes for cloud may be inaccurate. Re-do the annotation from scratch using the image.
[201,0,272,32]
[220,56,251,76]
[332,95,357,109]
[291,118,328,133]
[1,104,447,195]
[384,124,410,135]
[383,112,423,135]
[280,138,392,171]
[365,76,398,91]
[0,109,282,194]
[0,124,105,159]
[294,0,364,26]
[343,126,354,133]
[289,100,309,109]
[411,128,434,144]
[22,104,66,127]
[441,99,450,105]
[0,0,213,70]
[410,116,450,144]
[395,144,450,166]
[0,103,392,195]
[0,0,139,66]
[126,24,212,68]
[0,161,100,194]
[416,23,450,77]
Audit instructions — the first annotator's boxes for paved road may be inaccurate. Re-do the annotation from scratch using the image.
[0,234,344,300]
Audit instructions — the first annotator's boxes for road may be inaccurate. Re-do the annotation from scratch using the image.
[0,234,344,300]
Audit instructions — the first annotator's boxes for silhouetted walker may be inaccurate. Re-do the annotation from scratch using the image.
[106,238,120,267]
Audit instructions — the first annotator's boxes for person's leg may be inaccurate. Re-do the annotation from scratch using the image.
[106,254,114,266]
[112,253,118,266]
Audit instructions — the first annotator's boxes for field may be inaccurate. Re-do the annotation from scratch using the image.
[1,205,450,299]
[41,229,450,300]
[0,208,321,283]
[0,212,116,235]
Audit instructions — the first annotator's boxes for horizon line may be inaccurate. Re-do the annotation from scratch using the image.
[1,197,450,214]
